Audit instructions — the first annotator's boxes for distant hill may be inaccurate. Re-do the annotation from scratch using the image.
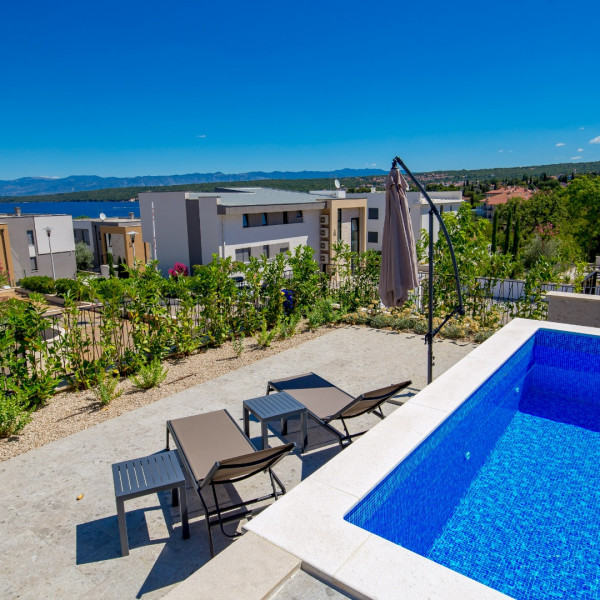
[0,168,387,198]
[1,160,598,203]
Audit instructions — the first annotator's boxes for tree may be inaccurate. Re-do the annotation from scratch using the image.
[561,175,600,260]
[75,242,94,271]
[491,211,498,253]
[512,216,520,258]
[503,209,512,255]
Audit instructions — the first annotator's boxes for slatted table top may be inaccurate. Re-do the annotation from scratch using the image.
[112,451,186,500]
[243,391,306,421]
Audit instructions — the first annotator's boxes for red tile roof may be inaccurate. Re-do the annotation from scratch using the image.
[484,186,533,206]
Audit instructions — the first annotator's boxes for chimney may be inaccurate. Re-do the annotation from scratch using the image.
[14,206,21,216]
[129,212,135,219]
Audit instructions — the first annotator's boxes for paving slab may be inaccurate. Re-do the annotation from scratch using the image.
[0,327,476,599]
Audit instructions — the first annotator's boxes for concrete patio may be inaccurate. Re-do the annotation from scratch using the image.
[0,326,477,599]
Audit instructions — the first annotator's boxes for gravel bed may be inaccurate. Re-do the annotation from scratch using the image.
[0,323,335,462]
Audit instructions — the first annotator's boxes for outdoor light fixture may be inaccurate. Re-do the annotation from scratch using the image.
[127,231,138,261]
[43,226,56,280]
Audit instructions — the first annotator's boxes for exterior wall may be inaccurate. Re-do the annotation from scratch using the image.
[197,197,221,266]
[547,291,600,328]
[3,215,76,281]
[321,198,367,266]
[0,224,15,285]
[139,192,191,275]
[349,191,463,250]
[221,209,320,262]
[73,220,94,250]
[347,193,385,251]
[99,224,148,267]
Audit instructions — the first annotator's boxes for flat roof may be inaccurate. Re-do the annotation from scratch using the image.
[188,187,329,207]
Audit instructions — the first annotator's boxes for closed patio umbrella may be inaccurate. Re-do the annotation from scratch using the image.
[378,166,419,307]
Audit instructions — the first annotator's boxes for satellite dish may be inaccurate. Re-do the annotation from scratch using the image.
[334,179,340,189]
[99,213,106,221]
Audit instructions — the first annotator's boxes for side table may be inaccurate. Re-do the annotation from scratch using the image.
[111,450,189,556]
[243,391,308,453]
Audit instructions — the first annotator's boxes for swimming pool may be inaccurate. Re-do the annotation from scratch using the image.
[345,328,600,599]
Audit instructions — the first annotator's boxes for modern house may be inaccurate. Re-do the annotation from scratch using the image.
[346,190,464,249]
[73,215,149,268]
[138,188,367,275]
[0,207,76,281]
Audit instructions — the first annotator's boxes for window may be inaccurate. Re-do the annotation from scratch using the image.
[242,214,249,228]
[368,231,379,243]
[368,207,379,220]
[283,211,288,224]
[235,247,250,263]
[263,245,270,259]
[440,205,444,213]
[26,230,35,245]
[30,256,38,271]
[296,210,303,220]
[278,245,289,254]
[261,213,268,226]
[337,209,342,242]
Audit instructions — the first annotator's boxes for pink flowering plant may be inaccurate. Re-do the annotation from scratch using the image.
[168,262,189,278]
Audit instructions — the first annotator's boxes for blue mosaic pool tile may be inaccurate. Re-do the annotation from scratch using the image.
[344,329,600,600]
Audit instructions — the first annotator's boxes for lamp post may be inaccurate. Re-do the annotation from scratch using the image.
[127,231,137,263]
[44,227,56,280]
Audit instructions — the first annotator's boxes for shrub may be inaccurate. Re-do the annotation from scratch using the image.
[75,241,94,270]
[92,371,123,406]
[19,276,55,294]
[439,322,464,339]
[0,266,8,287]
[129,358,168,390]
[168,262,189,278]
[368,313,394,329]
[391,316,414,331]
[254,318,280,348]
[0,386,32,437]
[54,278,79,298]
[412,319,429,335]
[231,333,245,357]
[307,298,344,330]
[278,311,302,339]
[474,329,496,344]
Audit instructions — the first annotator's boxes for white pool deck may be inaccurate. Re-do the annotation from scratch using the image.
[168,319,600,600]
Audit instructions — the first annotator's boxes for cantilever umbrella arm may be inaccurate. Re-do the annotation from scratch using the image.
[392,156,465,383]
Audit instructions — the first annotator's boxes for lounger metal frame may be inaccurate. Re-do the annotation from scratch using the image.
[267,378,411,449]
[166,411,293,557]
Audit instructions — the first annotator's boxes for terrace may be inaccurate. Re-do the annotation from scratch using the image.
[0,326,477,599]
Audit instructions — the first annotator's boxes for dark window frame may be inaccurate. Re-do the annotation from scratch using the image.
[368,207,379,220]
[242,214,249,228]
[26,230,35,245]
[368,231,379,243]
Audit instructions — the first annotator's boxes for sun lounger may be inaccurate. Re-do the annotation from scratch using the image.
[267,373,411,448]
[166,409,294,557]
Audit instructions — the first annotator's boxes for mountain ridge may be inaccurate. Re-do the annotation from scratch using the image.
[0,168,387,197]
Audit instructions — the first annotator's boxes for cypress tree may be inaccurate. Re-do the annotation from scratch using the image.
[503,209,512,255]
[491,210,498,253]
[512,216,520,257]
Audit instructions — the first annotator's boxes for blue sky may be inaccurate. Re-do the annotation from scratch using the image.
[1,0,599,179]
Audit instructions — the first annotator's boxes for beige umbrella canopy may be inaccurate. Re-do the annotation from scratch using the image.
[378,166,419,307]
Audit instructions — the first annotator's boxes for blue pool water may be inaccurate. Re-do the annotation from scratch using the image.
[345,329,600,599]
